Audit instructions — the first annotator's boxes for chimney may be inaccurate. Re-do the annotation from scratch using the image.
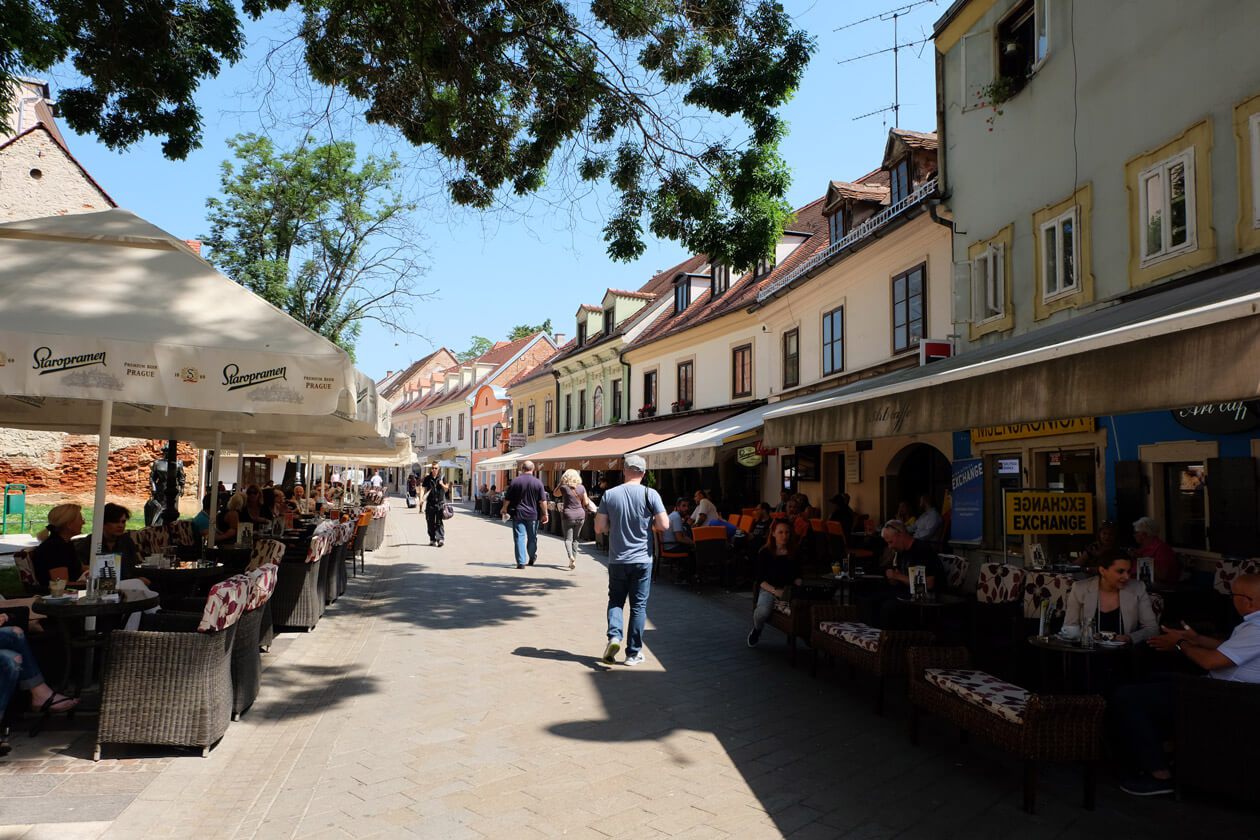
[184,239,203,256]
[554,333,566,346]
[385,370,394,379]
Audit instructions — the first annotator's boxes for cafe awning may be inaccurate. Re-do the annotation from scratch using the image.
[634,396,814,469]
[763,261,1260,447]
[529,409,742,472]
[476,429,593,472]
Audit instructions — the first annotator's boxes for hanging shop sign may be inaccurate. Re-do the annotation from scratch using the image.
[508,433,527,449]
[1004,490,1094,535]
[972,417,1095,444]
[1170,401,1260,435]
[736,446,763,468]
[949,458,984,544]
[753,439,778,457]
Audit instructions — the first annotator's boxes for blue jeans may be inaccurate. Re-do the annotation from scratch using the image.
[607,562,652,655]
[0,627,43,718]
[512,518,539,566]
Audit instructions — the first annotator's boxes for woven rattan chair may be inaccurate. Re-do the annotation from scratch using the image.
[95,575,249,760]
[270,534,330,632]
[765,588,835,666]
[1175,675,1260,803]
[167,520,196,547]
[364,505,387,552]
[232,564,277,720]
[809,604,933,714]
[906,646,1104,813]
[323,521,354,605]
[350,511,371,576]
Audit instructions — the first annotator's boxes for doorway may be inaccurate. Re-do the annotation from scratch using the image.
[884,443,950,523]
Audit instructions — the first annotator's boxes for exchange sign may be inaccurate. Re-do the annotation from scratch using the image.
[1003,491,1094,535]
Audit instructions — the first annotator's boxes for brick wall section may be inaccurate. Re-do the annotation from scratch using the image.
[488,341,558,390]
[0,433,199,502]
[0,129,112,222]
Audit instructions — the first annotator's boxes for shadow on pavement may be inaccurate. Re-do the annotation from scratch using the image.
[512,645,611,673]
[364,563,576,631]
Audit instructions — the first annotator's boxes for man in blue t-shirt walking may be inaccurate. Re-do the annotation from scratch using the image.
[501,460,549,568]
[594,454,669,666]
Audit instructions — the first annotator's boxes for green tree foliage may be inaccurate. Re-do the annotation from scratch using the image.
[203,134,425,356]
[507,319,553,341]
[457,336,494,363]
[4,1,813,268]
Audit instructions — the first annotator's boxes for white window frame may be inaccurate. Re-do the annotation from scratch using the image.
[1039,206,1079,301]
[1033,0,1050,71]
[1250,112,1260,230]
[971,243,1005,323]
[1138,148,1197,267]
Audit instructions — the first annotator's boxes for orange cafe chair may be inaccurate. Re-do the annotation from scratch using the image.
[692,526,730,586]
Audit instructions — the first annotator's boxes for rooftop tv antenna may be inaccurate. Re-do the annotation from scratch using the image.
[835,0,938,127]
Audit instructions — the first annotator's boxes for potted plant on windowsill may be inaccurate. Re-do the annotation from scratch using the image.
[670,399,693,413]
[638,404,656,419]
[976,75,1024,130]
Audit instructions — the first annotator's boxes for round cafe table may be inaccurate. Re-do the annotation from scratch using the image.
[34,592,160,703]
[1027,634,1134,694]
[134,562,228,607]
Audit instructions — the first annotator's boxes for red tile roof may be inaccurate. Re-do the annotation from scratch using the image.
[607,289,656,300]
[504,339,575,388]
[626,195,830,351]
[890,128,938,150]
[578,304,602,313]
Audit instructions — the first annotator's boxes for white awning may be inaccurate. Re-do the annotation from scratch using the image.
[762,262,1260,446]
[634,397,813,469]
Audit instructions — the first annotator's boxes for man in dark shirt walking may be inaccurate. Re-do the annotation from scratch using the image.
[501,460,549,568]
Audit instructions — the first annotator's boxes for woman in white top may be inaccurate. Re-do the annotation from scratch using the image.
[1063,550,1159,643]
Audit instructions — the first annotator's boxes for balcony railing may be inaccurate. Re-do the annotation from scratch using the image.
[756,177,939,303]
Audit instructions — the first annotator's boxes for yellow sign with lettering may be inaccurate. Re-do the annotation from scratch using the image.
[972,417,1095,444]
[1004,491,1095,535]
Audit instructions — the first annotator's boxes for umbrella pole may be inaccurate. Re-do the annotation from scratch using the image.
[88,399,112,564]
[236,443,245,490]
[207,431,222,547]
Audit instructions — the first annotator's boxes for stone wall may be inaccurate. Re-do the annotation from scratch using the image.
[0,129,112,222]
[0,430,199,503]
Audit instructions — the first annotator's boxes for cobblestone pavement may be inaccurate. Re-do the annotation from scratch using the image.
[4,502,1255,839]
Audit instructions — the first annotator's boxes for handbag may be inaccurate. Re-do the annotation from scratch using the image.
[441,502,455,520]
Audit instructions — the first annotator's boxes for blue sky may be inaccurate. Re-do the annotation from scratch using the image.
[48,1,940,382]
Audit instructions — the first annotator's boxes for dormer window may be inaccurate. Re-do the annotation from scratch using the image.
[827,210,848,244]
[754,255,776,280]
[673,276,690,314]
[890,159,911,205]
[604,306,616,335]
[576,320,587,346]
[711,264,731,298]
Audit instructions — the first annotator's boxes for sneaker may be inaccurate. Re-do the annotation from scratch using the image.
[1119,775,1174,797]
[747,628,761,647]
[602,638,621,663]
[624,653,646,666]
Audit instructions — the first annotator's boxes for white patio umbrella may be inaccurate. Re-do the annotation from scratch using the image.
[0,209,388,558]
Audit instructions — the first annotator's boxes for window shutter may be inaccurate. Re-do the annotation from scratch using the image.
[962,30,993,107]
[1206,458,1260,556]
[1113,460,1145,545]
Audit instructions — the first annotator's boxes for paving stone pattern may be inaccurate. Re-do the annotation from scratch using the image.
[4,502,1255,839]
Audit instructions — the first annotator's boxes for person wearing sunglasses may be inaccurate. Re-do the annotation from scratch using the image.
[1113,574,1260,796]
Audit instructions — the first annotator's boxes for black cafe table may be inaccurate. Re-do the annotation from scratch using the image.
[830,573,888,605]
[135,562,228,607]
[34,592,160,702]
[1027,634,1135,694]
[895,592,969,638]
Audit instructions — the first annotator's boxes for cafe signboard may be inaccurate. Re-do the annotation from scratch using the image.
[972,417,1095,444]
[1170,401,1260,435]
[1003,490,1094,535]
[736,445,763,468]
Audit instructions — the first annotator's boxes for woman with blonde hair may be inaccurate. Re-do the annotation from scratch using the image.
[553,469,597,570]
[30,504,85,589]
[215,492,247,544]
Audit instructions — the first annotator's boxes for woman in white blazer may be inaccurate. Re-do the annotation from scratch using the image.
[1063,551,1159,643]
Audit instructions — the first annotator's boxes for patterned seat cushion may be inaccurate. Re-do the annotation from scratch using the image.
[305,534,332,564]
[976,564,1024,604]
[246,564,279,611]
[133,526,171,557]
[167,520,196,547]
[1023,572,1075,619]
[818,621,881,653]
[771,600,791,616]
[1214,558,1260,595]
[197,575,250,633]
[249,538,286,572]
[370,505,388,520]
[925,668,1029,724]
[13,549,38,589]
[1148,591,1165,622]
[939,554,970,591]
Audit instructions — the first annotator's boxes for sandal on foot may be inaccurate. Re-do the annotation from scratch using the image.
[38,694,79,714]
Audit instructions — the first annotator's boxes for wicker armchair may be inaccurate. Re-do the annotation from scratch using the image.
[270,534,330,632]
[906,646,1104,813]
[349,511,372,576]
[809,604,933,714]
[132,526,171,558]
[232,564,278,720]
[364,504,388,552]
[323,521,355,605]
[95,576,249,759]
[1176,675,1260,803]
[167,520,196,547]
[765,588,835,666]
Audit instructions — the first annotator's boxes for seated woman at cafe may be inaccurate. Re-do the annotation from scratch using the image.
[75,503,139,577]
[243,485,267,523]
[1083,520,1120,567]
[192,493,212,542]
[747,520,802,647]
[1062,550,1158,643]
[30,504,86,589]
[1,612,78,755]
[257,488,279,526]
[216,493,246,544]
[1133,516,1180,586]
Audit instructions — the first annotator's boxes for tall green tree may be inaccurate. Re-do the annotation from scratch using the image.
[4,1,813,268]
[507,319,553,341]
[457,336,494,363]
[203,134,425,356]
